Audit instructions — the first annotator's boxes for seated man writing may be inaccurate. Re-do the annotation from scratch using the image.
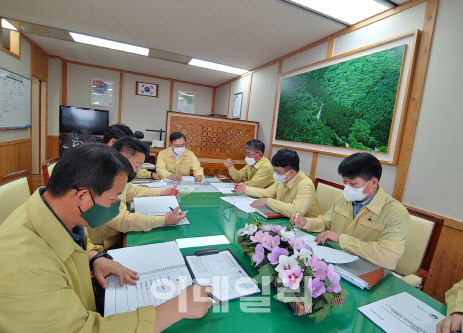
[224,139,274,188]
[291,152,410,270]
[0,143,211,332]
[437,279,463,333]
[156,132,204,182]
[104,123,163,180]
[88,137,184,250]
[235,148,320,218]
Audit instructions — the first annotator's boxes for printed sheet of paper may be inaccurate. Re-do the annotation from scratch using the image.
[105,242,192,316]
[133,196,179,215]
[220,195,256,213]
[358,292,445,333]
[185,250,260,302]
[134,180,168,188]
[294,228,358,264]
[210,182,236,194]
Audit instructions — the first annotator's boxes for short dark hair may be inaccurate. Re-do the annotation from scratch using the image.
[169,132,187,143]
[244,139,265,154]
[47,143,132,197]
[338,152,382,181]
[112,136,149,157]
[271,148,300,172]
[103,124,134,144]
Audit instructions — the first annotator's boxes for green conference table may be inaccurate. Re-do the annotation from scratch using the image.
[126,189,446,332]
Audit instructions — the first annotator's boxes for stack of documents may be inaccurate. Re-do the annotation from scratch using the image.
[334,257,390,289]
[104,242,192,316]
[294,228,359,264]
[358,292,445,333]
[133,196,190,226]
[220,195,256,213]
[134,180,168,188]
[211,182,236,194]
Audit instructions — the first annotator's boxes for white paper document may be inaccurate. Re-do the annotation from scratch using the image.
[220,195,256,213]
[211,182,236,194]
[294,228,359,264]
[135,180,168,188]
[358,292,445,333]
[105,242,192,316]
[133,196,180,215]
[176,235,230,249]
[185,250,260,302]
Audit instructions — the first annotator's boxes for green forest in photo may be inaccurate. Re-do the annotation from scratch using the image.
[275,45,405,152]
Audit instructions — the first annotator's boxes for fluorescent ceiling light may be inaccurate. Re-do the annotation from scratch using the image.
[189,58,248,75]
[2,19,17,31]
[69,32,149,56]
[288,0,391,25]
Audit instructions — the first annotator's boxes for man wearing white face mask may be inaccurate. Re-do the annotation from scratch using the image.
[290,152,410,270]
[224,139,274,188]
[156,132,204,182]
[235,148,320,218]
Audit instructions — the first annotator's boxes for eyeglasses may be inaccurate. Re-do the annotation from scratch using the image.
[244,152,259,157]
[172,143,186,148]
[131,160,143,171]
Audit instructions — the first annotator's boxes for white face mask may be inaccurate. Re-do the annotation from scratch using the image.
[343,181,371,202]
[245,157,256,166]
[173,147,185,157]
[273,171,289,183]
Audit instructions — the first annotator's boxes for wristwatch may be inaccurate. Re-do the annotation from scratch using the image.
[89,251,113,271]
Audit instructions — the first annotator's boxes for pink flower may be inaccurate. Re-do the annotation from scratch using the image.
[307,277,326,298]
[262,235,280,251]
[310,255,327,280]
[275,255,299,278]
[326,264,342,293]
[267,246,289,265]
[271,225,283,234]
[252,244,265,265]
[282,265,303,290]
[250,230,269,244]
[289,237,305,250]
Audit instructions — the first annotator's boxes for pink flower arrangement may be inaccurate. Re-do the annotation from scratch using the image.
[238,220,346,321]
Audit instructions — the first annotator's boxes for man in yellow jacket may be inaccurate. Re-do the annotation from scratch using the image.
[0,143,211,332]
[156,132,204,182]
[437,279,463,332]
[291,152,410,270]
[224,139,274,188]
[104,123,163,180]
[88,136,185,250]
[235,148,320,218]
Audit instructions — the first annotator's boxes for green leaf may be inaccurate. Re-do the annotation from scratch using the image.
[324,278,333,288]
[253,264,275,286]
[243,246,255,253]
[274,287,298,303]
[340,287,350,296]
[323,292,334,304]
[313,298,327,312]
[309,304,332,324]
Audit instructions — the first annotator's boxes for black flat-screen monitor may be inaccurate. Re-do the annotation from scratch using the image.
[59,105,109,136]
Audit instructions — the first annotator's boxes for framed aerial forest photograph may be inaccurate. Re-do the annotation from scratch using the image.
[272,31,419,164]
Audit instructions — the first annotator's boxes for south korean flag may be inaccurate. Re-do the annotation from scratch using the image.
[139,83,157,96]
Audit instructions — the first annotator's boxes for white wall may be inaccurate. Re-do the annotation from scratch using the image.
[121,73,170,142]
[47,58,62,136]
[214,84,230,116]
[66,63,121,126]
[0,36,31,142]
[229,75,251,120]
[402,0,463,222]
[172,81,213,116]
[247,62,279,154]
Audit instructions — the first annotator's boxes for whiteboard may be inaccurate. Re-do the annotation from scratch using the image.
[0,67,31,129]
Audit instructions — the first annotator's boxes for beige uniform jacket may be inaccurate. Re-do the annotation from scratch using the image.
[88,182,164,250]
[156,147,204,178]
[0,190,157,332]
[445,279,463,316]
[302,186,409,269]
[136,168,153,179]
[245,171,321,218]
[228,157,275,188]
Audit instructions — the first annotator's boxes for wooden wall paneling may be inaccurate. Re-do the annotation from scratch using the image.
[267,60,283,159]
[0,139,32,177]
[165,112,258,174]
[31,43,49,81]
[46,136,60,159]
[423,224,463,303]
[211,87,216,114]
[169,80,174,110]
[245,73,253,120]
[392,0,439,200]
